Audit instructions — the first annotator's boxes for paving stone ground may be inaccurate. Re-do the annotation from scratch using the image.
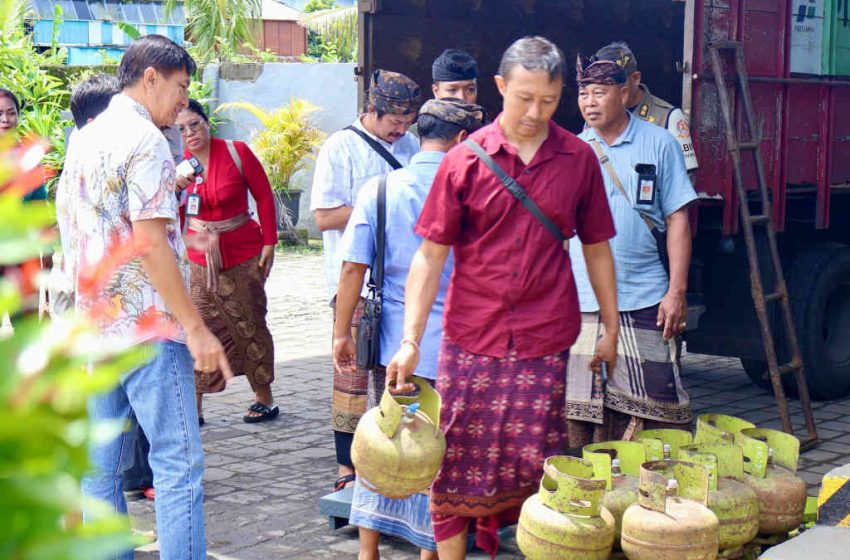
[132,251,850,559]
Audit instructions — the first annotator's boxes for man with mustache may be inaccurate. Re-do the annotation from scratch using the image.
[310,68,421,492]
[565,48,698,446]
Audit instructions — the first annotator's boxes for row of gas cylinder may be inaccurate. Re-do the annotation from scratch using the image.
[516,413,808,560]
[348,378,807,560]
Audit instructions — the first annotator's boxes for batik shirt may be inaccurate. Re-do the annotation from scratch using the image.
[56,94,189,344]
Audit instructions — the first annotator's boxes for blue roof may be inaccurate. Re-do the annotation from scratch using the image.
[28,0,185,25]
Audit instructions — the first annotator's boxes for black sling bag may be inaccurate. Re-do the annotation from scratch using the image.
[356,175,387,370]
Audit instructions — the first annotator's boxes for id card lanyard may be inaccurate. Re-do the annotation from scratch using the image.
[182,174,204,235]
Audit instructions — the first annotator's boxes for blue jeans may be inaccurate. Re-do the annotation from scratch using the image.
[82,341,206,560]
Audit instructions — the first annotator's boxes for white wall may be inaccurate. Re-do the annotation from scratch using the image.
[202,62,359,236]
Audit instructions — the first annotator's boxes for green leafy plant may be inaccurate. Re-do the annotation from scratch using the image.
[0,138,144,559]
[188,77,225,137]
[0,0,71,191]
[166,0,262,63]
[299,3,357,63]
[216,98,325,194]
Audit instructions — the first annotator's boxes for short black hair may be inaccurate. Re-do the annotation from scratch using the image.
[417,114,464,142]
[70,73,120,129]
[117,35,197,89]
[185,99,209,122]
[0,88,20,112]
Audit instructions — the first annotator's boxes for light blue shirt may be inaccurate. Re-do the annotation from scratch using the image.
[339,151,453,379]
[571,114,698,312]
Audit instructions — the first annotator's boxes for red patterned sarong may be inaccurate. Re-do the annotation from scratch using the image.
[430,337,569,553]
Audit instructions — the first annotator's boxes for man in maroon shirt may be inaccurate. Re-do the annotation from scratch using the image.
[386,36,620,559]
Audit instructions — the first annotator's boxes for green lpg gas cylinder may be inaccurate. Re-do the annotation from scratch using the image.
[678,442,760,558]
[737,428,807,536]
[351,376,445,499]
[695,413,756,444]
[517,456,615,560]
[621,460,720,560]
[635,428,693,461]
[583,440,647,550]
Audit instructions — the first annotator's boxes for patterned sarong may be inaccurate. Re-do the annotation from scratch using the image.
[565,304,691,430]
[331,297,368,433]
[430,337,569,519]
[191,254,274,393]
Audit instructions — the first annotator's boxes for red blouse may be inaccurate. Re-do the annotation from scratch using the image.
[415,117,616,359]
[183,138,278,268]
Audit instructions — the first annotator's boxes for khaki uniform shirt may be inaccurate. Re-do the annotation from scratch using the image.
[631,84,699,172]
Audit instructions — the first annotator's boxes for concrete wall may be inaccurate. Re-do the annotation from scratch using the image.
[202,62,359,237]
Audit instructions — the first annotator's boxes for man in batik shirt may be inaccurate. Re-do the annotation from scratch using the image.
[57,35,230,560]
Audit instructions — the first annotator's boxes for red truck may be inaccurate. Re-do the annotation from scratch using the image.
[356,0,850,399]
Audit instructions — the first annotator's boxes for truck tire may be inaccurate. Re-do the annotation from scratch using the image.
[739,244,850,399]
[787,244,850,400]
[741,358,772,390]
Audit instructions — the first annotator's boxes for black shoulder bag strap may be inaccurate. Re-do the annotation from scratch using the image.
[345,125,403,170]
[368,175,387,294]
[463,138,567,247]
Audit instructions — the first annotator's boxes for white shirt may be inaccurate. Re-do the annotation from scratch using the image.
[310,116,419,299]
[56,94,189,344]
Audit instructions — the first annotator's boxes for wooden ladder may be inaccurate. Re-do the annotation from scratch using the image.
[708,41,819,450]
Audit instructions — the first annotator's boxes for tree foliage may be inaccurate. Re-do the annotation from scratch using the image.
[300,3,357,63]
[165,0,263,62]
[0,0,71,190]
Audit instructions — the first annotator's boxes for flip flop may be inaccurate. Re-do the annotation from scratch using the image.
[334,473,356,492]
[243,402,279,424]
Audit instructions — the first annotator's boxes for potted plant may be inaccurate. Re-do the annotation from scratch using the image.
[217,98,325,232]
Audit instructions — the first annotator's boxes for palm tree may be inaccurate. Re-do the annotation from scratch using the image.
[299,5,357,62]
[165,0,262,62]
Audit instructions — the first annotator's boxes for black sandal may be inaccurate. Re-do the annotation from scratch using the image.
[243,402,279,423]
[334,473,356,492]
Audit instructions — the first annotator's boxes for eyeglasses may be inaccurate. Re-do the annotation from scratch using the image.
[177,120,205,134]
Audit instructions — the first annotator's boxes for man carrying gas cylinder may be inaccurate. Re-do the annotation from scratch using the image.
[386,36,620,559]
[332,98,486,560]
[565,47,699,446]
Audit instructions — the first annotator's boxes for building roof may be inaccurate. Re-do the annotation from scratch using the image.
[279,0,354,10]
[262,0,301,21]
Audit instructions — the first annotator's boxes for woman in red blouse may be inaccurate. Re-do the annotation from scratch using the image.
[176,100,279,423]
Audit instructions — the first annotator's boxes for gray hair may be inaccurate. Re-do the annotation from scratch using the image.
[498,36,565,82]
